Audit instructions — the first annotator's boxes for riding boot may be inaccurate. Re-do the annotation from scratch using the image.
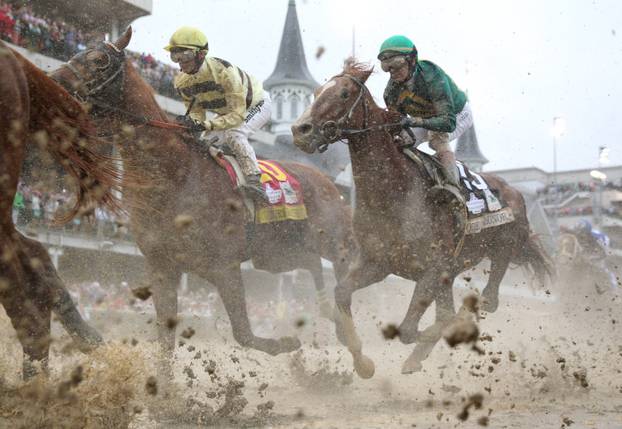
[437,150,460,187]
[240,174,268,202]
[430,149,464,207]
[226,133,268,202]
[430,149,466,253]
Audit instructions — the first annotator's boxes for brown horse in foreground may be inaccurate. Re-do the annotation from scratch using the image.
[51,28,356,379]
[0,42,122,378]
[292,61,554,378]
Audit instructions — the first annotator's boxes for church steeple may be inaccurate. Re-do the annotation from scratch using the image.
[456,125,488,172]
[264,0,318,90]
[264,0,318,136]
[456,61,488,172]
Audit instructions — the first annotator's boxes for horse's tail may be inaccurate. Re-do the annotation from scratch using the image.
[515,233,556,286]
[14,48,124,223]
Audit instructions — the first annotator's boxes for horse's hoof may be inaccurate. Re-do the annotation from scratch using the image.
[397,326,419,345]
[353,354,375,379]
[401,349,427,374]
[279,336,302,353]
[401,358,423,374]
[73,328,104,353]
[480,297,499,313]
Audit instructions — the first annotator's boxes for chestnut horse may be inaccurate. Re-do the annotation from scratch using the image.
[292,61,554,378]
[0,42,122,378]
[51,28,355,378]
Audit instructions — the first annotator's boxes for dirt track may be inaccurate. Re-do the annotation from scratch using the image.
[1,268,621,428]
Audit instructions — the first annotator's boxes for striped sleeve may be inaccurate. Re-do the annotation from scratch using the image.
[208,66,247,130]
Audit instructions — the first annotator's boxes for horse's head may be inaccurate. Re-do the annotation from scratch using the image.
[51,27,132,108]
[557,232,582,265]
[291,60,375,154]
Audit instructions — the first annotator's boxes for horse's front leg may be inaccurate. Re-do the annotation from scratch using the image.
[2,284,52,380]
[334,253,388,379]
[149,261,181,382]
[303,255,334,321]
[207,267,301,355]
[480,254,511,312]
[18,235,103,351]
[399,270,456,374]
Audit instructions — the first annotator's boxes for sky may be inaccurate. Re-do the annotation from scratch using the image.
[127,0,622,172]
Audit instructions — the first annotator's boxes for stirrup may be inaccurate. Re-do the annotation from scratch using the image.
[239,182,268,202]
[429,184,467,258]
[429,183,464,205]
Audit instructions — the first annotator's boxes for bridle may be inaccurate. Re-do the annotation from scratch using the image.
[55,41,192,131]
[61,41,126,105]
[316,74,400,153]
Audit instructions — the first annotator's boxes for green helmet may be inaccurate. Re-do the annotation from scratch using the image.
[378,35,417,59]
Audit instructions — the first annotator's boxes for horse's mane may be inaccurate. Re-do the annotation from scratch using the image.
[339,57,374,82]
[123,61,170,123]
[13,47,123,222]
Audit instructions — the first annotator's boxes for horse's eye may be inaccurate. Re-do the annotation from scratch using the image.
[86,51,110,69]
[340,89,349,99]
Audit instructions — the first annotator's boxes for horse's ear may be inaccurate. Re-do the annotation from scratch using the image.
[113,26,132,51]
[360,66,374,83]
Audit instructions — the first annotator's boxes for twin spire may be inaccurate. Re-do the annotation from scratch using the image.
[264,0,488,172]
[264,0,319,91]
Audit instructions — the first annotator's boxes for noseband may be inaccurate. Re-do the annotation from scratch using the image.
[317,74,370,152]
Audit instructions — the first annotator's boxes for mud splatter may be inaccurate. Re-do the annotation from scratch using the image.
[0,344,149,428]
[288,350,353,392]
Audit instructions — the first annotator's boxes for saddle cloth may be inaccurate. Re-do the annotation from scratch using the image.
[214,150,308,224]
[403,148,515,235]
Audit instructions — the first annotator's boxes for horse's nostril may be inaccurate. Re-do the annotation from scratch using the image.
[295,123,313,135]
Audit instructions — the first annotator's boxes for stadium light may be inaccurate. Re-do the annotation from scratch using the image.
[590,170,607,181]
[551,116,566,138]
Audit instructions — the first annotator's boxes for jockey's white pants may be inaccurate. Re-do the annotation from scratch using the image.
[206,91,272,176]
[409,101,474,154]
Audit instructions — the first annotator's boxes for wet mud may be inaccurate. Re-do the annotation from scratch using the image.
[0,267,621,428]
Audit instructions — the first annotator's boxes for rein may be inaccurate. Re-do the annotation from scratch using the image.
[58,41,192,132]
[86,97,192,131]
[317,74,401,152]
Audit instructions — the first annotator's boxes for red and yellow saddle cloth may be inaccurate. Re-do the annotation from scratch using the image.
[222,159,308,224]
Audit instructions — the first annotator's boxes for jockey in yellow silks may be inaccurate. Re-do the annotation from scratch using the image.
[165,26,270,201]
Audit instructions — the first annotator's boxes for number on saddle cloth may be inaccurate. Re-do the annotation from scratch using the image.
[456,162,502,215]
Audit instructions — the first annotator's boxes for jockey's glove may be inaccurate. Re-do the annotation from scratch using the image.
[175,115,205,132]
[400,115,424,129]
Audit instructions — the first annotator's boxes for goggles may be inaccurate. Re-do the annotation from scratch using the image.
[170,49,197,63]
[380,54,408,72]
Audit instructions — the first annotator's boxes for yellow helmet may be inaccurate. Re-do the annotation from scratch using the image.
[164,26,209,52]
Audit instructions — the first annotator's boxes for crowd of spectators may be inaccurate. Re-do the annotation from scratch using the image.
[66,279,304,336]
[12,181,131,240]
[0,1,180,99]
[127,50,178,98]
[537,178,622,218]
[537,179,622,206]
[67,281,218,320]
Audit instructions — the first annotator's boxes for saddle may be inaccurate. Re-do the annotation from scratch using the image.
[190,138,308,226]
[401,146,515,254]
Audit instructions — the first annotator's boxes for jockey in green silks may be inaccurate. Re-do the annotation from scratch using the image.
[379,35,473,191]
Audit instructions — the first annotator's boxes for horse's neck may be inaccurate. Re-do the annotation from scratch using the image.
[117,65,187,169]
[116,65,214,200]
[121,63,169,125]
